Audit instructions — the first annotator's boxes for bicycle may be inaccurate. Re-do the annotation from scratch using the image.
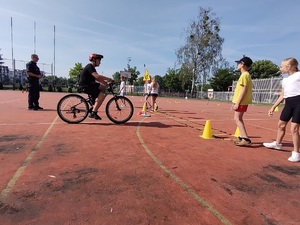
[57,82,134,124]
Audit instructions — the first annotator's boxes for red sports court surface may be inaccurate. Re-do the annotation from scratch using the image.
[0,90,299,225]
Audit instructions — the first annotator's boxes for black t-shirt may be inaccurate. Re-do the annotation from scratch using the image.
[79,63,97,85]
[26,61,40,82]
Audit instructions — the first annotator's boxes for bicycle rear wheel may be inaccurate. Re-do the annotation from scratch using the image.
[106,96,134,124]
[57,94,90,124]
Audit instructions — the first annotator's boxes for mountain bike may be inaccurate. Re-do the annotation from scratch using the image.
[57,83,134,124]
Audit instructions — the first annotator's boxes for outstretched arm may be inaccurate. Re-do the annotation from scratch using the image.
[92,72,113,84]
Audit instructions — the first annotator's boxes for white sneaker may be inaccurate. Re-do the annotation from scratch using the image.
[263,141,282,150]
[288,151,300,162]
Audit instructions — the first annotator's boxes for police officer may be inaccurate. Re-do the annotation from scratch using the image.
[26,54,43,110]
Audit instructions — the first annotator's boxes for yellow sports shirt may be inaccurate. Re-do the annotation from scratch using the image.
[232,71,253,105]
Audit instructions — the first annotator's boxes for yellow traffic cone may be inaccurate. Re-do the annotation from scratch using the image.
[200,120,213,139]
[274,106,279,112]
[154,103,158,111]
[233,127,240,137]
[140,102,150,117]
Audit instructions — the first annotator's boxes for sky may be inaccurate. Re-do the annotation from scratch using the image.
[0,0,300,79]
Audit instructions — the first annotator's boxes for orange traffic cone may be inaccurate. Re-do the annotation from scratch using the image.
[200,120,213,139]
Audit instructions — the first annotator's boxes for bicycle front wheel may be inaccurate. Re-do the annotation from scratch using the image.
[106,96,134,124]
[57,94,90,124]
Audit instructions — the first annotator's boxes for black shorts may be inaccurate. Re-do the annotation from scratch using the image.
[149,93,158,97]
[280,95,300,124]
[81,83,101,100]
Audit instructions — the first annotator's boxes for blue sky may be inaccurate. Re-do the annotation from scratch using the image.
[0,0,299,78]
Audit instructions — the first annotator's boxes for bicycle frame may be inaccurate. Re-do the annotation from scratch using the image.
[57,82,134,124]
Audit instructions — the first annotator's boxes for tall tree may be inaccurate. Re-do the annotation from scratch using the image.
[163,68,182,92]
[125,65,140,85]
[114,64,140,85]
[179,64,193,91]
[250,60,280,79]
[69,63,83,83]
[155,75,164,91]
[176,7,224,95]
[208,67,238,91]
[112,71,121,83]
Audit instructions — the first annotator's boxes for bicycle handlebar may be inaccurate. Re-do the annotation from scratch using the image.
[104,79,115,85]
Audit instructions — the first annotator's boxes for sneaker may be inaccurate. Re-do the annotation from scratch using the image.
[234,138,252,146]
[36,106,43,110]
[263,141,282,150]
[89,111,102,120]
[288,151,300,162]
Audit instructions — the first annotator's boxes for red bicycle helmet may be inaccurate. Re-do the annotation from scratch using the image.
[89,53,103,61]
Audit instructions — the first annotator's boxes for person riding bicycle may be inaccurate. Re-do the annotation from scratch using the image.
[78,53,114,120]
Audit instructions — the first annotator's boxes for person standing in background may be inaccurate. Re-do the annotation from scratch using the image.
[143,78,151,109]
[119,76,126,106]
[149,76,159,112]
[26,54,43,110]
[263,57,300,162]
[119,76,126,97]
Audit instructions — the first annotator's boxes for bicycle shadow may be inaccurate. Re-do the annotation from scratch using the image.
[85,121,186,128]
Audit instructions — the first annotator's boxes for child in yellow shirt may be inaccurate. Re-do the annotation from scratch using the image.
[232,56,253,146]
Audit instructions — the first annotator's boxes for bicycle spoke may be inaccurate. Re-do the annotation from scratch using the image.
[57,94,89,123]
[106,97,133,124]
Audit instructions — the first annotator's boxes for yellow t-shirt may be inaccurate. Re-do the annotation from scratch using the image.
[232,71,252,105]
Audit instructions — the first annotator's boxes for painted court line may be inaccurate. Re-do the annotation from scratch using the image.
[0,115,59,201]
[136,119,233,225]
[0,98,25,104]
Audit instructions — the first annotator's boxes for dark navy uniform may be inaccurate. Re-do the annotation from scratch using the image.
[26,61,41,108]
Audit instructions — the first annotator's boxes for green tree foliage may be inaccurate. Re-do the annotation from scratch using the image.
[112,71,121,83]
[179,65,193,91]
[126,66,140,85]
[163,68,182,92]
[69,63,83,83]
[113,64,140,85]
[136,76,145,86]
[250,60,280,79]
[176,7,224,95]
[155,75,164,91]
[208,67,238,91]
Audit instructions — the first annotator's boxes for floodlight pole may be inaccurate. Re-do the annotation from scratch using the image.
[11,17,16,89]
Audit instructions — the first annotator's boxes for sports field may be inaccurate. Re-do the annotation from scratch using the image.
[0,90,299,225]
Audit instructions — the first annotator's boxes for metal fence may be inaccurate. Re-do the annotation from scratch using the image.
[122,77,283,104]
[199,77,282,103]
